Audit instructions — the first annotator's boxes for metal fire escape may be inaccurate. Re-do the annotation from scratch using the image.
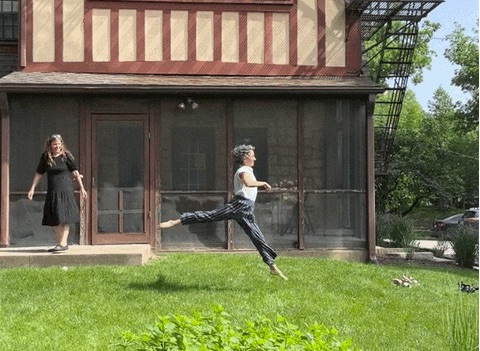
[346,0,443,175]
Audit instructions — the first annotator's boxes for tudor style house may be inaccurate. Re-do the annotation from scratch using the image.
[0,0,389,261]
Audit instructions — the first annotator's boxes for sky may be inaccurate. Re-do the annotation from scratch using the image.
[409,0,479,110]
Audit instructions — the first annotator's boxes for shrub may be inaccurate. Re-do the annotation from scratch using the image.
[375,214,391,246]
[112,305,359,351]
[375,214,417,249]
[432,240,450,258]
[449,226,479,268]
[445,299,479,351]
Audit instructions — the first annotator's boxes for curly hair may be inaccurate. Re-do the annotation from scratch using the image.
[43,134,73,166]
[232,144,255,164]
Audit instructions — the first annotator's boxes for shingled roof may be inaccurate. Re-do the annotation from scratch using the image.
[0,72,384,95]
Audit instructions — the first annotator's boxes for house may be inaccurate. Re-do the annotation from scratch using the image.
[0,0,440,262]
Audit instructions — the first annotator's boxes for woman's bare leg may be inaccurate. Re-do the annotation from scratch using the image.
[269,263,288,280]
[159,219,181,229]
[49,224,69,251]
[54,224,69,246]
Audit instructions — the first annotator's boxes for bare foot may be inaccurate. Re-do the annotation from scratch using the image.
[269,264,288,280]
[159,219,181,229]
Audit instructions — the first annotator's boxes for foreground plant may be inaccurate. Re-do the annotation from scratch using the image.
[445,299,479,351]
[449,225,479,268]
[112,305,358,351]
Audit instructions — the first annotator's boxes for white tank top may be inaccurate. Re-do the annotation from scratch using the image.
[234,166,257,202]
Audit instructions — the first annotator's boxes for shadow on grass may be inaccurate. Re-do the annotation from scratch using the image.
[127,275,250,293]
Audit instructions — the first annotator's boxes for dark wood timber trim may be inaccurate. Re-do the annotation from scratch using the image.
[79,97,88,245]
[264,12,272,64]
[137,9,146,62]
[226,99,234,250]
[20,0,27,67]
[317,0,325,67]
[152,100,162,249]
[88,0,294,13]
[366,93,376,263]
[83,98,93,244]
[0,93,9,247]
[54,0,63,63]
[296,99,304,249]
[148,103,157,247]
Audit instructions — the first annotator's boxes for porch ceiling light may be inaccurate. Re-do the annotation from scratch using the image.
[178,97,199,110]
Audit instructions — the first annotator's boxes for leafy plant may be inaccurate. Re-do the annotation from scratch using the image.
[376,214,417,249]
[112,305,359,351]
[445,299,479,351]
[432,240,450,258]
[375,213,391,246]
[449,225,479,268]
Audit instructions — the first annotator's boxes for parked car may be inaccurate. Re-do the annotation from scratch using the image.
[432,213,464,237]
[459,208,479,231]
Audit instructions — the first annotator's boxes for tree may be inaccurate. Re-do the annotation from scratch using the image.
[375,23,479,214]
[376,88,464,215]
[364,20,440,86]
[444,23,479,131]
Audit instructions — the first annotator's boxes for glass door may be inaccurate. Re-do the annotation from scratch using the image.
[91,115,150,244]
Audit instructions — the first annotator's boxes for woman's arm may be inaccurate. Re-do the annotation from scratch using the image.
[240,172,272,191]
[27,173,43,200]
[72,170,88,199]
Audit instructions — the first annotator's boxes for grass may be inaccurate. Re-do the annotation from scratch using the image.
[0,253,478,351]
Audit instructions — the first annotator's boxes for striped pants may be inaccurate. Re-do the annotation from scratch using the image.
[180,196,277,265]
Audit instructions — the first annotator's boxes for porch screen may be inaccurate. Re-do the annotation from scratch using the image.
[233,99,298,250]
[9,95,80,247]
[303,99,367,248]
[160,99,227,250]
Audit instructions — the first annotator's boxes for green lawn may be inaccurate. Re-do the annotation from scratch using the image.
[0,253,478,351]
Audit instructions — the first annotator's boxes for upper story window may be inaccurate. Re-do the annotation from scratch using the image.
[0,0,17,41]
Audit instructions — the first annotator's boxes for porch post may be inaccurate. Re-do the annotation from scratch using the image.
[0,93,9,247]
[366,93,377,263]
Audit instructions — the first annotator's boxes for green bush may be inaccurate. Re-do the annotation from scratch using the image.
[112,305,359,351]
[449,226,479,268]
[375,214,417,248]
[375,214,390,246]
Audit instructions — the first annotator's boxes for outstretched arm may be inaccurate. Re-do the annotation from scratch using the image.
[240,172,271,191]
[72,170,88,199]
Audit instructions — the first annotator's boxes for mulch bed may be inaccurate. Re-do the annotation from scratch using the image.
[375,256,466,270]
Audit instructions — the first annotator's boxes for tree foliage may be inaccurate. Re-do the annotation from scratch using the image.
[375,21,479,214]
[364,21,440,85]
[444,22,479,131]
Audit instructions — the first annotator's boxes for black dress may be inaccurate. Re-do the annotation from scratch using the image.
[36,153,80,226]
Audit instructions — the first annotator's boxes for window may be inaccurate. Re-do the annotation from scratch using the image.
[172,127,216,191]
[0,0,17,40]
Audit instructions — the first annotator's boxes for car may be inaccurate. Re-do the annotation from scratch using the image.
[432,213,464,237]
[459,208,479,231]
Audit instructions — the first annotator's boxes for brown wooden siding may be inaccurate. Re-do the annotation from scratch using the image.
[20,0,361,76]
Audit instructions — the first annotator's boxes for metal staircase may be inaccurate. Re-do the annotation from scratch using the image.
[346,0,443,175]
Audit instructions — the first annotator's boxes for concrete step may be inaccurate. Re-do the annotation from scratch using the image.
[0,244,153,268]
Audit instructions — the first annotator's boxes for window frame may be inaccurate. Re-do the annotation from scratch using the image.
[0,0,18,41]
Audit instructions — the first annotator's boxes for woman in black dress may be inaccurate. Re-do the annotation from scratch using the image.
[27,134,87,252]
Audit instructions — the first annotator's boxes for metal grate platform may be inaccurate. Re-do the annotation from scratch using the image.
[347,0,443,174]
